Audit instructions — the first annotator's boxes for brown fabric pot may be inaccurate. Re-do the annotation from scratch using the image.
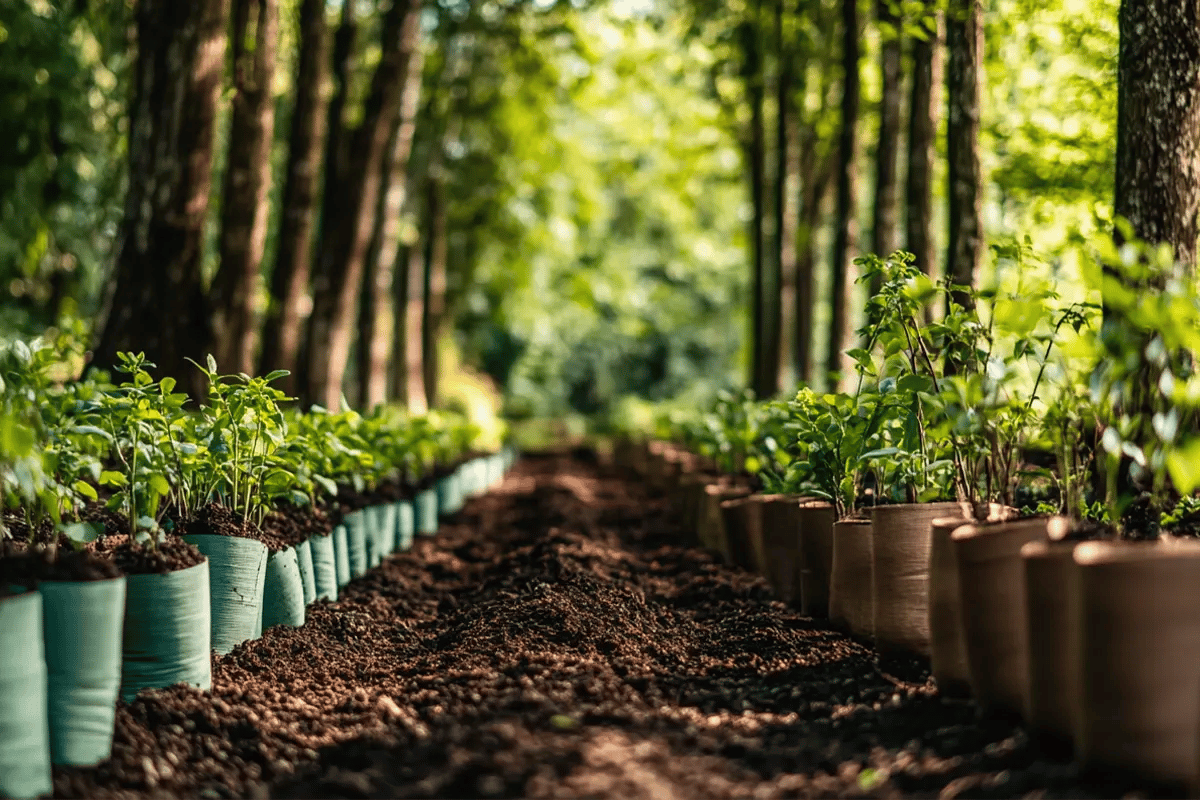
[829,518,874,637]
[720,495,764,572]
[697,484,751,560]
[1074,540,1200,792]
[870,502,964,656]
[952,517,1062,717]
[1021,539,1080,757]
[673,473,702,527]
[929,505,1012,697]
[797,502,835,618]
[760,496,804,602]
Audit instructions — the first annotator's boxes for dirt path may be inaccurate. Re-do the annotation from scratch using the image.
[55,452,1146,799]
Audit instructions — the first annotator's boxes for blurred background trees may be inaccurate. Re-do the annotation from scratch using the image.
[0,0,1131,421]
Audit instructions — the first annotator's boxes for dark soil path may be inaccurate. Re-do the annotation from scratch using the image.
[53,452,1151,799]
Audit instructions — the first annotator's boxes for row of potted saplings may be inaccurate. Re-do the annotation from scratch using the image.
[619,438,1200,795]
[0,446,518,800]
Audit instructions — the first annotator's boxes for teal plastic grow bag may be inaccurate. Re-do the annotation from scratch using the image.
[120,560,212,702]
[0,590,51,800]
[395,501,414,551]
[262,547,305,629]
[416,488,439,535]
[344,511,369,577]
[310,532,338,601]
[182,534,267,654]
[41,577,126,766]
[437,471,463,516]
[373,504,396,559]
[295,538,316,606]
[333,524,351,587]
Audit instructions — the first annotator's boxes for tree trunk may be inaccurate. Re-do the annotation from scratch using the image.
[303,0,422,409]
[827,0,861,390]
[212,0,277,376]
[357,40,425,410]
[945,0,982,313]
[291,0,355,402]
[1115,0,1200,266]
[259,0,329,396]
[795,128,834,386]
[93,0,228,395]
[421,167,447,410]
[768,0,792,392]
[905,1,942,303]
[741,4,769,397]
[870,0,902,271]
[398,238,427,412]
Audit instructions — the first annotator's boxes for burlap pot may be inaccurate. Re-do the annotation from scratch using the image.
[720,495,771,573]
[870,502,963,656]
[675,473,705,536]
[829,518,874,636]
[760,496,804,602]
[698,484,751,561]
[951,517,1062,717]
[1072,540,1200,792]
[797,502,835,618]
[929,504,1012,697]
[1021,539,1080,757]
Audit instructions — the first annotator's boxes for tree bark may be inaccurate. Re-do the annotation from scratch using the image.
[768,0,792,392]
[93,0,228,395]
[421,165,447,410]
[357,40,424,410]
[905,1,942,296]
[293,0,357,404]
[740,4,769,397]
[259,0,329,396]
[795,127,834,386]
[1115,0,1200,266]
[945,0,982,313]
[212,0,277,376]
[303,0,422,409]
[871,0,902,269]
[827,0,861,390]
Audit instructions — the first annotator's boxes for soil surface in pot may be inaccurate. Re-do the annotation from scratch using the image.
[98,536,205,575]
[52,453,1166,798]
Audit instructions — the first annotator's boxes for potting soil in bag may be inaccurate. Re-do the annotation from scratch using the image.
[121,560,212,702]
[261,547,305,630]
[438,471,463,516]
[416,488,439,535]
[1074,541,1200,792]
[295,539,316,606]
[344,511,369,577]
[952,518,1058,717]
[797,502,835,618]
[395,501,415,551]
[374,504,397,558]
[829,518,874,636]
[309,533,338,602]
[333,524,351,587]
[870,502,963,656]
[0,590,52,800]
[41,577,126,766]
[182,533,268,654]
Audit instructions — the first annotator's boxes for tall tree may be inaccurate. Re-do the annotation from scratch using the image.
[771,0,794,390]
[421,160,448,410]
[905,1,942,296]
[1114,0,1200,266]
[740,2,769,396]
[826,0,861,389]
[303,0,422,409]
[358,40,425,410]
[870,0,902,276]
[945,0,982,313]
[259,0,329,396]
[93,0,228,393]
[212,0,277,375]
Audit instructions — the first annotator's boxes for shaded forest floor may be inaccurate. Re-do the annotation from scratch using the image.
[54,452,1163,799]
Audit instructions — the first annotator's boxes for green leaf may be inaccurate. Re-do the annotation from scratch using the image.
[99,470,127,487]
[73,480,98,501]
[148,474,170,497]
[1167,439,1200,495]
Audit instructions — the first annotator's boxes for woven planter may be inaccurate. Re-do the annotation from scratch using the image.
[1021,539,1079,757]
[797,502,835,618]
[869,502,963,656]
[829,518,874,637]
[760,496,804,602]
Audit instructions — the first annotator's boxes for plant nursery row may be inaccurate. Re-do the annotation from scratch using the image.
[0,340,516,800]
[608,250,1200,794]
